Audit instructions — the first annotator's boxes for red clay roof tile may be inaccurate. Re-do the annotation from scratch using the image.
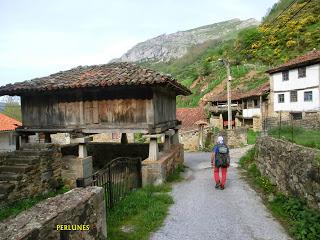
[0,113,21,132]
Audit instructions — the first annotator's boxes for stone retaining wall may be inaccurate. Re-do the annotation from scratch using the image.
[142,144,184,186]
[3,144,63,205]
[255,136,320,209]
[0,187,107,240]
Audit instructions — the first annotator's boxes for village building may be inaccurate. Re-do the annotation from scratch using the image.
[176,107,208,150]
[206,82,270,131]
[0,113,21,152]
[0,62,191,203]
[266,50,320,120]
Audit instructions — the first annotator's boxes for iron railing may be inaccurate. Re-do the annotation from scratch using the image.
[77,157,142,210]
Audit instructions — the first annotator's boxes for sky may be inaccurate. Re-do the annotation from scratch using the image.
[0,0,278,86]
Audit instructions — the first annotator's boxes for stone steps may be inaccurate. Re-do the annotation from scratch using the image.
[4,157,40,165]
[0,165,33,174]
[0,173,22,181]
[0,182,15,194]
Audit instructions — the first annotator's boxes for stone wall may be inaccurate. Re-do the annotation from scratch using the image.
[142,144,184,186]
[209,128,248,148]
[265,112,320,131]
[253,116,262,131]
[1,144,63,205]
[0,187,107,240]
[179,127,212,151]
[255,136,320,209]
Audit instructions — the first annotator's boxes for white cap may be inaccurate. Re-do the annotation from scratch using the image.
[217,136,224,144]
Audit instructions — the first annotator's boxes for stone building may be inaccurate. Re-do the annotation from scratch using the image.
[206,82,270,131]
[0,62,191,202]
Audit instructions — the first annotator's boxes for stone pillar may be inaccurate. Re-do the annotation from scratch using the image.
[164,129,174,152]
[149,138,159,161]
[163,135,170,152]
[78,144,87,158]
[121,133,128,144]
[143,133,164,161]
[70,136,93,186]
[171,126,181,144]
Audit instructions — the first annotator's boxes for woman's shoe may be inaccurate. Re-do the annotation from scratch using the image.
[220,185,225,190]
[215,182,221,189]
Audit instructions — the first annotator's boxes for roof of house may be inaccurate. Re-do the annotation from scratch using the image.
[267,50,320,74]
[0,62,191,96]
[0,113,21,132]
[176,107,207,131]
[208,82,270,102]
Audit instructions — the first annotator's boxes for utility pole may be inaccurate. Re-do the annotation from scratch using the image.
[226,61,232,130]
[218,58,232,130]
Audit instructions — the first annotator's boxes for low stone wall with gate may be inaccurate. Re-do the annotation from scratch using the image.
[0,187,107,240]
[61,143,163,170]
[255,136,320,209]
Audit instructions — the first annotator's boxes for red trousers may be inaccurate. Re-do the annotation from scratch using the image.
[214,167,228,187]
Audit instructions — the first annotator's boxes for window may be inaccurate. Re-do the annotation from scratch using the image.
[278,94,285,103]
[304,91,313,102]
[253,99,259,108]
[282,71,289,81]
[298,67,306,78]
[290,112,302,120]
[290,91,297,102]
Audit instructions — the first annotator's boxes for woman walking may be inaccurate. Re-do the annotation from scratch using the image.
[211,136,230,190]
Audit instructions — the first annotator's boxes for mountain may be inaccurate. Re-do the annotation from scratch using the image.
[112,18,259,63]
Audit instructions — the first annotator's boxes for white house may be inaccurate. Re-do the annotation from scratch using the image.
[0,113,21,152]
[267,50,320,119]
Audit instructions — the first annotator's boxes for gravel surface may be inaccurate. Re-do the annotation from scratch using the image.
[151,147,291,240]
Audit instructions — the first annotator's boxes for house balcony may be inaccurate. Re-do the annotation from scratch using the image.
[243,108,261,118]
[208,103,241,114]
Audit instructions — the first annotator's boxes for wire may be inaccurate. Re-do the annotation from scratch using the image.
[267,0,298,26]
[278,0,312,28]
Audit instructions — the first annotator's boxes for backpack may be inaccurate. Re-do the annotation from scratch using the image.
[215,144,229,168]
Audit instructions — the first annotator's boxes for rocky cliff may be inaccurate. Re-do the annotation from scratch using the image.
[112,18,259,63]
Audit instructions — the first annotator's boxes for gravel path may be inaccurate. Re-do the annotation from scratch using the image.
[151,147,291,240]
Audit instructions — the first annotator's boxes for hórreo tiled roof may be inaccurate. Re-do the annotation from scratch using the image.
[0,62,191,96]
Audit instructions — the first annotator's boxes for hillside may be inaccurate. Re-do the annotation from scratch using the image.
[112,18,259,63]
[140,0,320,107]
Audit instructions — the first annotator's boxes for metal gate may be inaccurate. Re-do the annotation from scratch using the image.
[77,157,142,210]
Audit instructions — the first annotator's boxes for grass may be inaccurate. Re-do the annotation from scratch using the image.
[247,129,260,145]
[107,165,185,240]
[268,126,320,149]
[239,148,320,240]
[0,186,70,222]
